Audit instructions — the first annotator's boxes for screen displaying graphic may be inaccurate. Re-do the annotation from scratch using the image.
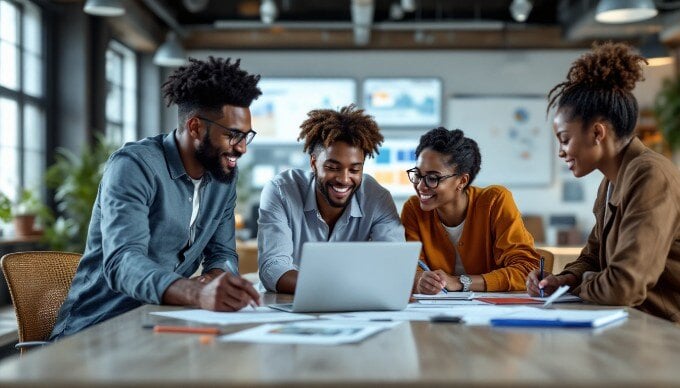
[250,78,357,141]
[363,78,442,127]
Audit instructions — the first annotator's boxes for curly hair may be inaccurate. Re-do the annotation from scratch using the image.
[161,57,261,125]
[548,42,647,139]
[298,104,384,158]
[415,127,481,187]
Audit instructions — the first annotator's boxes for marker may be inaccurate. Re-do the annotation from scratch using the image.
[539,256,545,298]
[417,260,448,294]
[151,325,220,335]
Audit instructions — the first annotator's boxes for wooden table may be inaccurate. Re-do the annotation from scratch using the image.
[0,293,679,387]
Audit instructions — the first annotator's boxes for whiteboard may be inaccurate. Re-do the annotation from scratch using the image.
[447,97,553,187]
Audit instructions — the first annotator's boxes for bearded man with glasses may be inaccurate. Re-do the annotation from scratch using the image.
[51,57,262,339]
[401,127,539,295]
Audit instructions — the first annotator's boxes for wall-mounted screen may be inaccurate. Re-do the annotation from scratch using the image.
[250,78,357,141]
[363,78,442,127]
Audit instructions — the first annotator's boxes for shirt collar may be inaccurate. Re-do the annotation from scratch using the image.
[163,129,212,183]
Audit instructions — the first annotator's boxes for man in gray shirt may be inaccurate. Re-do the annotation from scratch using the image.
[51,57,261,339]
[258,104,405,293]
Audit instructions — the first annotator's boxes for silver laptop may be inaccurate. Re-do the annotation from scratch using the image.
[270,241,421,313]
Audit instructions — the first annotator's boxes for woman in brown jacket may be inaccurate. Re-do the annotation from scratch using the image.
[527,42,680,323]
[402,127,539,294]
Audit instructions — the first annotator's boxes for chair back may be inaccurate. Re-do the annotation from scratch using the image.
[535,248,555,274]
[1,251,81,343]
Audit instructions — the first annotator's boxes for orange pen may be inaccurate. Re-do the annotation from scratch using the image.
[152,325,220,335]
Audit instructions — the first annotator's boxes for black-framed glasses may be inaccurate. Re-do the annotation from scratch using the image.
[197,117,257,145]
[406,168,458,189]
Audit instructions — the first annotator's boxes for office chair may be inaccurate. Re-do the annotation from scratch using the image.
[535,248,555,274]
[1,251,81,353]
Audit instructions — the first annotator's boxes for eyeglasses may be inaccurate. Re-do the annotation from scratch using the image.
[406,168,458,189]
[197,117,257,145]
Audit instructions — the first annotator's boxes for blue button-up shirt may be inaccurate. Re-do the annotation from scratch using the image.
[51,130,238,339]
[257,169,405,291]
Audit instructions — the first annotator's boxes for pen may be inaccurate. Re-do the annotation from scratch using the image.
[417,260,448,294]
[151,325,220,335]
[539,256,545,298]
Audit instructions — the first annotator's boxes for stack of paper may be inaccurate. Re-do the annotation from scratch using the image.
[220,320,401,345]
[489,308,628,328]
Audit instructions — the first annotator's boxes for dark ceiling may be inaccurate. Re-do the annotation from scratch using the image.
[166,0,560,25]
[101,0,680,51]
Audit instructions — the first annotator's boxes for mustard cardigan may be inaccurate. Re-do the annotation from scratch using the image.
[401,185,539,291]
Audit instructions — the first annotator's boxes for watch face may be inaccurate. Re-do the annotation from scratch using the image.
[460,275,471,285]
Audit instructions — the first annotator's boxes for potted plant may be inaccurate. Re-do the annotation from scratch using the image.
[11,188,52,237]
[43,135,116,252]
[654,76,680,165]
[0,192,11,228]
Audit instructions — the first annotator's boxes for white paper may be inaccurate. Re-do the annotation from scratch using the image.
[412,292,474,300]
[491,308,629,327]
[416,299,489,306]
[220,320,401,345]
[150,306,316,325]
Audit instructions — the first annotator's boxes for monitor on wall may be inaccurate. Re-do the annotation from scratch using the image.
[362,78,442,128]
[250,78,357,141]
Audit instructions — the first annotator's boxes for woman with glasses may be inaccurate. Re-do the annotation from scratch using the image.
[402,127,539,294]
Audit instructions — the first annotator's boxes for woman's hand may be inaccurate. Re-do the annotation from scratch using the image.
[417,270,449,294]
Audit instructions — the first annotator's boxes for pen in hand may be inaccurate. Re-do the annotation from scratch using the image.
[417,260,448,294]
[539,256,545,298]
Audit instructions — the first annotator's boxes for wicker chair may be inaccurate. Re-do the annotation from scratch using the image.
[1,251,81,352]
[535,248,555,274]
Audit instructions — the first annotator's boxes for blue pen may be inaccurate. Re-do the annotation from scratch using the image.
[539,256,545,298]
[417,260,448,294]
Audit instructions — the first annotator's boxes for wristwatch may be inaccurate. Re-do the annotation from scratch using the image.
[459,274,472,292]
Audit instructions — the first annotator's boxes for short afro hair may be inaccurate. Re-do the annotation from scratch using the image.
[162,56,261,124]
[298,104,384,159]
[415,127,481,188]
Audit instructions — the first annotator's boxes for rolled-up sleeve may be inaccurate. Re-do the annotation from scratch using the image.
[257,180,296,291]
[100,154,182,304]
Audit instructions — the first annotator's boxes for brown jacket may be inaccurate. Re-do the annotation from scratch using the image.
[561,138,680,322]
[402,186,539,291]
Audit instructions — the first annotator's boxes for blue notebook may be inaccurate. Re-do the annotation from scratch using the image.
[490,309,628,328]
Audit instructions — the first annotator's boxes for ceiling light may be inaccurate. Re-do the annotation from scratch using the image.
[510,0,532,23]
[260,0,278,25]
[153,32,187,67]
[401,0,416,13]
[595,0,658,24]
[83,0,125,17]
[389,3,404,20]
[182,0,210,13]
[640,35,673,66]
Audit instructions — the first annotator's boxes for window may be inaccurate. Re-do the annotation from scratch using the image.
[0,0,45,201]
[105,40,137,145]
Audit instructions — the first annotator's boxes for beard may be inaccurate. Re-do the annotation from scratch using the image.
[195,134,239,183]
[315,174,357,208]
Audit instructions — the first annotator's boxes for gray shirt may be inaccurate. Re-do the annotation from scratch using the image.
[51,130,238,339]
[257,169,405,291]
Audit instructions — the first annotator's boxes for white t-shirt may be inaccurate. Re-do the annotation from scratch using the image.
[189,177,202,244]
[441,220,467,275]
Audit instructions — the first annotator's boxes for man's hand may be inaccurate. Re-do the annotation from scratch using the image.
[198,273,261,311]
[192,268,224,284]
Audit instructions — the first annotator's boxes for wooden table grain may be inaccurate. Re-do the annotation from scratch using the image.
[0,293,679,388]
